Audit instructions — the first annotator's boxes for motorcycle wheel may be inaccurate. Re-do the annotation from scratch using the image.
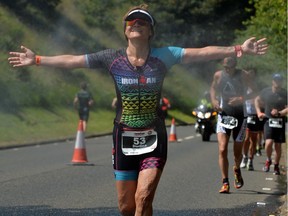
[202,131,211,142]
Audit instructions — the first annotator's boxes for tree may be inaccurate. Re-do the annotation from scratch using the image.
[237,0,287,71]
[146,0,254,47]
[76,0,116,29]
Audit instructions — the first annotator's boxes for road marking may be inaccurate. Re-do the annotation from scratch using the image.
[262,188,271,191]
[257,202,266,206]
[184,136,194,140]
[265,177,274,181]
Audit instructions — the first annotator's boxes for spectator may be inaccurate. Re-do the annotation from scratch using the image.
[159,96,171,119]
[73,82,94,131]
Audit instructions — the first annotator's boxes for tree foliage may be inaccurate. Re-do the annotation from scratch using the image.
[1,0,62,31]
[134,0,252,48]
[238,0,287,70]
[1,0,285,113]
[76,0,116,29]
[75,0,253,47]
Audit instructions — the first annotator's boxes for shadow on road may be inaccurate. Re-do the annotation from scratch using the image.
[0,203,280,216]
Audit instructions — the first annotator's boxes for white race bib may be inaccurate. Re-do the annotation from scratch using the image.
[220,116,238,129]
[247,116,256,124]
[269,118,283,128]
[121,129,157,156]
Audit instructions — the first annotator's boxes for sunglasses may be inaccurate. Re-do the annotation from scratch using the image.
[126,19,150,27]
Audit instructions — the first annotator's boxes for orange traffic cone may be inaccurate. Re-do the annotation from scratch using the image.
[169,118,178,142]
[70,120,93,166]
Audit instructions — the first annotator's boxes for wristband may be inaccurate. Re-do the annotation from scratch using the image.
[35,55,41,65]
[234,45,243,58]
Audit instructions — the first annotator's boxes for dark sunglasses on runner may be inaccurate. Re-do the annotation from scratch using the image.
[126,19,150,27]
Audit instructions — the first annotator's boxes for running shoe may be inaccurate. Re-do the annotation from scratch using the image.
[240,156,248,168]
[255,149,262,156]
[263,160,272,172]
[247,159,254,171]
[273,164,280,175]
[219,183,230,193]
[233,166,244,189]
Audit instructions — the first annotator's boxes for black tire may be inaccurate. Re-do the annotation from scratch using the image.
[202,130,211,141]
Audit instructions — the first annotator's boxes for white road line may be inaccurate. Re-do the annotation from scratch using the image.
[184,136,194,140]
[262,187,271,191]
[256,201,266,206]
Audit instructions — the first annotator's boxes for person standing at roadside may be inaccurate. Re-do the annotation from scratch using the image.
[210,57,248,193]
[159,96,171,120]
[8,3,268,215]
[255,73,287,175]
[73,82,94,131]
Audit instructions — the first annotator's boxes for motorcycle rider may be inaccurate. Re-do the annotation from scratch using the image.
[200,91,213,109]
[195,92,212,131]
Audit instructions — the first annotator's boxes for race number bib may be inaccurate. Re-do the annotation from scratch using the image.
[122,129,157,156]
[269,118,283,128]
[220,116,238,129]
[247,116,256,124]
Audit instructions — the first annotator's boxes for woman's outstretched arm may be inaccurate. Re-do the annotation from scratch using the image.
[182,37,268,64]
[8,45,87,69]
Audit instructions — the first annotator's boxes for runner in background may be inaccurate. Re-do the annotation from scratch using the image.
[210,57,248,193]
[240,68,260,171]
[255,100,265,156]
[255,73,287,175]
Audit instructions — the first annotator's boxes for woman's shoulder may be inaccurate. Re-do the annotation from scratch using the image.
[151,46,184,59]
[151,46,183,53]
[150,46,184,68]
[88,48,125,56]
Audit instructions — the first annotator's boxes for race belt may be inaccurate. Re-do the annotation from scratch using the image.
[121,128,157,156]
[269,118,283,128]
[219,115,238,129]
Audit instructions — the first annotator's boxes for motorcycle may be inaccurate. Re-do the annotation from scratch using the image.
[192,104,217,141]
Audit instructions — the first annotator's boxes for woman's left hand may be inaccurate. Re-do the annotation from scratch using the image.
[241,37,268,55]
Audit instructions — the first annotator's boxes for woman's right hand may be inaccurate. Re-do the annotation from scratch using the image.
[8,46,36,67]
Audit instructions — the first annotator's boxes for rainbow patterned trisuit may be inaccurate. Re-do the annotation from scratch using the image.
[86,46,184,180]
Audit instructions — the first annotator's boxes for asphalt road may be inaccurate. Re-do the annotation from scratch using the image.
[0,125,285,216]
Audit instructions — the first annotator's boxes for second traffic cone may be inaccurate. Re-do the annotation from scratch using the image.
[71,120,93,165]
[169,118,177,142]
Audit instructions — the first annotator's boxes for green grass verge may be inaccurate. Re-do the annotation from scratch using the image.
[0,108,114,148]
[167,109,195,125]
[0,108,194,148]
